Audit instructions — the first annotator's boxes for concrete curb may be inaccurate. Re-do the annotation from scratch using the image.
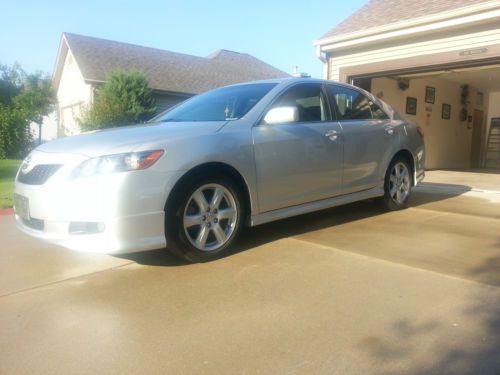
[0,208,14,215]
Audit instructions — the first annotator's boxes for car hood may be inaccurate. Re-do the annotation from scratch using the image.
[36,121,227,157]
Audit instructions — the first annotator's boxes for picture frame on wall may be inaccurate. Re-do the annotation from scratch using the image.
[442,103,451,120]
[425,86,435,104]
[406,97,417,115]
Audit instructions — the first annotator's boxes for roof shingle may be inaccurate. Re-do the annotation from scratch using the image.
[59,33,289,94]
[319,0,491,41]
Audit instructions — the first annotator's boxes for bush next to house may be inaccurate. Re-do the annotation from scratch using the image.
[0,62,55,159]
[79,69,156,131]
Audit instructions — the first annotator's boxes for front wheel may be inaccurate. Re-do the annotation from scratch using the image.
[381,158,412,210]
[166,176,243,262]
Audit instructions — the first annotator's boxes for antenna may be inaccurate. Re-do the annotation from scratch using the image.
[292,66,311,78]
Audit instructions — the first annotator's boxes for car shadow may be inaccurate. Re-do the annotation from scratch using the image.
[115,182,472,267]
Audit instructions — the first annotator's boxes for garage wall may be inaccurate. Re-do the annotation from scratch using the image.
[326,21,500,82]
[371,77,486,169]
[154,93,191,114]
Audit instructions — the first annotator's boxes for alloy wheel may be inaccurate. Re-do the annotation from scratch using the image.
[389,162,411,205]
[183,184,238,251]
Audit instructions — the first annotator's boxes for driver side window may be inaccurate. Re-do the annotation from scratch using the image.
[271,83,329,123]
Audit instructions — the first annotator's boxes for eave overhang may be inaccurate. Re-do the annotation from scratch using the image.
[314,1,500,52]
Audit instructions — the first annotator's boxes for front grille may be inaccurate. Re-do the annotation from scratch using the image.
[22,217,44,231]
[17,164,62,185]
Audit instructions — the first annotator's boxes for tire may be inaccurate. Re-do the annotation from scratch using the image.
[165,174,244,263]
[381,157,413,211]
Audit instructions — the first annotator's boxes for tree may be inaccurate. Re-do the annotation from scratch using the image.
[79,69,156,131]
[0,63,55,159]
[0,62,23,105]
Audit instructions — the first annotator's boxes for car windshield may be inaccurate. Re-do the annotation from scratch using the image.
[156,82,278,122]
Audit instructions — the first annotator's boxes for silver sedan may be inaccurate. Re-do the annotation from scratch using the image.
[14,78,425,262]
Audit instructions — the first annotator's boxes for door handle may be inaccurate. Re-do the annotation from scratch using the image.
[325,130,339,141]
[385,127,394,135]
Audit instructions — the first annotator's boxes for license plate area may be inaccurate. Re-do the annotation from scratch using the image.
[13,193,30,220]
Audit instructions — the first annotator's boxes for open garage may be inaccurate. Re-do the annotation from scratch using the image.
[315,0,500,170]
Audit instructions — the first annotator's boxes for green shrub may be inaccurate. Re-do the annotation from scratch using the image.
[79,69,156,131]
[0,63,54,159]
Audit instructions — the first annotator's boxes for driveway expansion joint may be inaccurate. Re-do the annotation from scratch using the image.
[0,260,136,299]
[288,237,500,290]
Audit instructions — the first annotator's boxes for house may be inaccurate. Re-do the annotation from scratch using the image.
[314,0,500,169]
[50,33,289,137]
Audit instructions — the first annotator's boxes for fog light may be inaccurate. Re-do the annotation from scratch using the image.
[69,222,105,234]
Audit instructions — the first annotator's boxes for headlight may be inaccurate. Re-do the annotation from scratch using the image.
[71,150,164,179]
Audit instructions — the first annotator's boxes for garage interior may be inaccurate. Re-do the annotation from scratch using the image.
[351,62,500,170]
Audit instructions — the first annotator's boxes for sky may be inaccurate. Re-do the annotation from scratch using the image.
[0,0,367,79]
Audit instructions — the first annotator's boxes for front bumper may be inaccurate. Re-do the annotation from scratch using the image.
[14,150,183,254]
[15,211,166,254]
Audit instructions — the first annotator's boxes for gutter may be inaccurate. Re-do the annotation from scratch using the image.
[315,45,329,79]
[314,0,500,50]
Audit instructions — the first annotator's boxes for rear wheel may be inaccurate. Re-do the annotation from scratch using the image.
[166,176,243,262]
[381,157,412,210]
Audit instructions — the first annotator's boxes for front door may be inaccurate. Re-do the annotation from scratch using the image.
[252,83,343,213]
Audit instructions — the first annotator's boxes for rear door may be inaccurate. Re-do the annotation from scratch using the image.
[326,84,395,194]
[252,82,343,212]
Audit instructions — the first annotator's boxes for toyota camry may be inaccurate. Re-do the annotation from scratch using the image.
[14,78,425,262]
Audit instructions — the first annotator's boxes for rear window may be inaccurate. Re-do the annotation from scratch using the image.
[327,85,389,121]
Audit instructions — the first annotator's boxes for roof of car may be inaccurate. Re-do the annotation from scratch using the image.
[54,33,290,94]
[226,77,369,88]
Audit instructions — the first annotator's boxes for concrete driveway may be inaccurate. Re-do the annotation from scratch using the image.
[1,170,499,374]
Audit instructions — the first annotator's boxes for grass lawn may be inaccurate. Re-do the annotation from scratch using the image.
[0,159,21,209]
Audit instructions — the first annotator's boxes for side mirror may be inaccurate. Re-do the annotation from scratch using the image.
[263,106,299,124]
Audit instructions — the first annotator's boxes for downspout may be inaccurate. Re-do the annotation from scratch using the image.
[316,45,328,80]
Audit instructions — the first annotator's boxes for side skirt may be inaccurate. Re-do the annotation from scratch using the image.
[250,187,384,227]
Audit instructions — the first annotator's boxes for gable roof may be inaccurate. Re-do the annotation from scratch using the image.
[318,0,493,41]
[53,33,289,94]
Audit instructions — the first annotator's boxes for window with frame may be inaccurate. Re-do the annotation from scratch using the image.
[156,83,277,122]
[271,83,328,123]
[328,85,388,121]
